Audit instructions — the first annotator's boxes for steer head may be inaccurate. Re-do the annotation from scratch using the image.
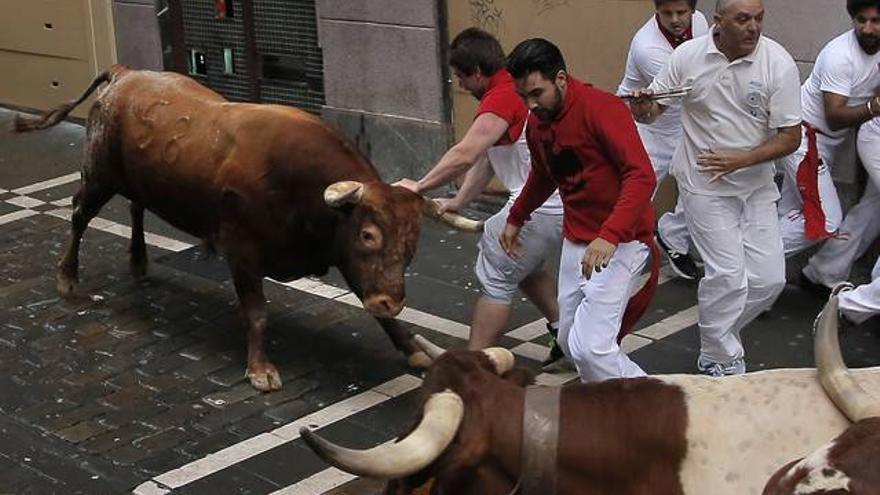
[324,181,483,319]
[302,339,533,495]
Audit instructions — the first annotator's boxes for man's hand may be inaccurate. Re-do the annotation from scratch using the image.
[628,89,657,122]
[500,223,523,259]
[434,197,464,214]
[393,178,421,194]
[697,149,752,183]
[581,237,616,280]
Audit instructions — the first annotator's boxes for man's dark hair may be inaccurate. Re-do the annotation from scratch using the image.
[654,0,698,9]
[505,38,567,81]
[449,28,506,77]
[847,0,880,17]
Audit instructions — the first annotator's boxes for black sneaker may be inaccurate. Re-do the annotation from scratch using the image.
[541,324,573,373]
[798,270,833,298]
[655,231,699,280]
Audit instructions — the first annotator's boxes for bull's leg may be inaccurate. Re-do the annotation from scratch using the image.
[231,268,282,391]
[129,202,148,278]
[375,317,431,369]
[57,184,113,297]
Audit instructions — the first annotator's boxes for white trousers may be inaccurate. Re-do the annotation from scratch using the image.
[804,124,880,286]
[639,124,690,253]
[682,185,786,364]
[777,130,843,257]
[839,256,880,324]
[557,238,648,382]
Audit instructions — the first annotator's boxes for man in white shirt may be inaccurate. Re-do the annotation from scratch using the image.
[618,0,709,280]
[630,0,802,376]
[778,0,880,261]
[800,1,880,291]
[395,28,565,366]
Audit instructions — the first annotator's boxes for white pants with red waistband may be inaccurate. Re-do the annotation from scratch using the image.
[682,184,786,365]
[804,122,880,287]
[838,256,880,324]
[639,125,691,254]
[777,128,844,257]
[556,238,648,382]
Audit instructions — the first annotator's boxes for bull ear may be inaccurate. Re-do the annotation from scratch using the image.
[325,181,364,207]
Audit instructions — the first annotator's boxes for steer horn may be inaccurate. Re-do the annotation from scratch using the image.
[301,390,464,478]
[324,181,364,207]
[814,295,880,422]
[414,334,446,360]
[483,347,515,375]
[422,198,484,233]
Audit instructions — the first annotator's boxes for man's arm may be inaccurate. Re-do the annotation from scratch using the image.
[396,112,508,194]
[697,125,801,182]
[824,92,880,132]
[434,155,494,213]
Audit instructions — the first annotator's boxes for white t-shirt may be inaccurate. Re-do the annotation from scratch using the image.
[618,11,710,137]
[801,30,880,143]
[650,32,802,196]
[487,119,564,215]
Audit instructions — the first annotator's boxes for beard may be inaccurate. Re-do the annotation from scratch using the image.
[857,33,880,54]
[533,86,564,121]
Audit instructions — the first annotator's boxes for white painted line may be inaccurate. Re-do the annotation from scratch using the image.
[0,209,38,226]
[506,319,548,341]
[270,467,357,495]
[621,334,653,354]
[136,375,421,494]
[11,172,80,195]
[44,208,193,252]
[5,195,45,208]
[510,341,550,362]
[633,305,699,341]
[51,196,73,207]
[533,370,578,386]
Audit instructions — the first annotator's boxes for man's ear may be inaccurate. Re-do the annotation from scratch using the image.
[555,69,567,90]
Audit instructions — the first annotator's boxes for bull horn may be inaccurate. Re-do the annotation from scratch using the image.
[301,389,464,478]
[814,295,880,422]
[482,347,515,375]
[325,181,364,207]
[414,334,446,360]
[422,198,484,233]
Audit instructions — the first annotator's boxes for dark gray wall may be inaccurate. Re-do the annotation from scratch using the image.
[112,0,164,70]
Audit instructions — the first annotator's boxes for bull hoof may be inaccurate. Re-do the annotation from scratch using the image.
[406,351,432,369]
[56,273,77,298]
[247,363,283,392]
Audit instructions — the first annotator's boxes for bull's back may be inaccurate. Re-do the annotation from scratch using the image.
[660,367,880,495]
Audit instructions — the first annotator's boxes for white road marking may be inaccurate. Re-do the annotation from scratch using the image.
[0,209,39,226]
[133,375,422,495]
[5,195,45,208]
[269,467,359,495]
[11,172,80,195]
[633,305,699,341]
[43,208,193,252]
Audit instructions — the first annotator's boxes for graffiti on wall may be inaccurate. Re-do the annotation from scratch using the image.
[532,0,569,15]
[469,0,504,34]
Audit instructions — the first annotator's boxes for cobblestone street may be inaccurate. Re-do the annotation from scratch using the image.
[0,106,878,495]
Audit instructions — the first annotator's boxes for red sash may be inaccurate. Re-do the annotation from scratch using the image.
[797,122,835,240]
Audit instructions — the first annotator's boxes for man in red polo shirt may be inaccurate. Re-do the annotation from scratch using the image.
[395,28,564,365]
[502,38,659,382]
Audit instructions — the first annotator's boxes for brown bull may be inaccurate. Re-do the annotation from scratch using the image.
[762,297,880,495]
[303,301,880,494]
[13,65,481,391]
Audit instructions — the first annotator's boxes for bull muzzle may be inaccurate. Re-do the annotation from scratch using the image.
[363,294,405,318]
[814,295,880,422]
[301,389,465,479]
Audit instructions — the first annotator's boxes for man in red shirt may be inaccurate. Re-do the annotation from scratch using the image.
[502,38,660,381]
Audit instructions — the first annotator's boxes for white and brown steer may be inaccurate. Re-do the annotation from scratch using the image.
[303,299,880,494]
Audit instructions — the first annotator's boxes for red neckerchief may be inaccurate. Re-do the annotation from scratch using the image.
[656,14,693,48]
[483,69,514,96]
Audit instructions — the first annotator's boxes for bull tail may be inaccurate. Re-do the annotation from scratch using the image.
[12,66,120,133]
[814,295,880,422]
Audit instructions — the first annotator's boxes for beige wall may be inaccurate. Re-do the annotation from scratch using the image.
[0,0,117,118]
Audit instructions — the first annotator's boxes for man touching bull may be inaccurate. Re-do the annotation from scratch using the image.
[502,39,660,382]
[395,28,566,368]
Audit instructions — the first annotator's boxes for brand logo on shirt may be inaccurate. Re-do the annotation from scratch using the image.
[541,140,584,193]
[745,80,768,119]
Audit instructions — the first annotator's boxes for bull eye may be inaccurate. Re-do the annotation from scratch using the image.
[360,230,374,242]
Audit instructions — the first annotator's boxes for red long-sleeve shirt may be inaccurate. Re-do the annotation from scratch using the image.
[508,76,656,246]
